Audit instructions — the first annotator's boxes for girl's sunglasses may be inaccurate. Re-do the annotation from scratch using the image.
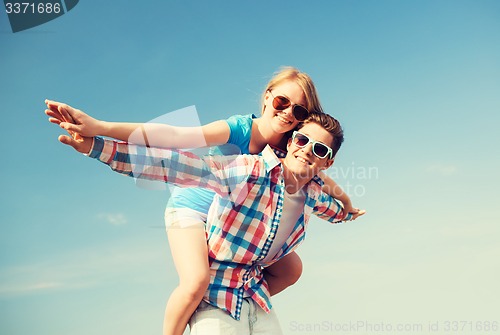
[268,90,309,121]
[291,131,333,159]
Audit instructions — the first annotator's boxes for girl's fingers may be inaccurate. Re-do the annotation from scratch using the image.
[60,122,83,134]
[48,117,62,125]
[58,105,76,124]
[45,108,64,120]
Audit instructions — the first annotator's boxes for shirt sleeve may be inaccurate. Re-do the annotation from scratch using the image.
[225,114,253,154]
[312,191,353,223]
[87,136,252,197]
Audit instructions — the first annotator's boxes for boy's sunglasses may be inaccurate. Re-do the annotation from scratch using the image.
[268,90,309,121]
[292,131,333,159]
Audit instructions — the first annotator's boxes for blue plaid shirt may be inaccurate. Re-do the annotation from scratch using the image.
[88,137,352,320]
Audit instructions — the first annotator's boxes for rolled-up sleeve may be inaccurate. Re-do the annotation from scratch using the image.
[313,191,352,223]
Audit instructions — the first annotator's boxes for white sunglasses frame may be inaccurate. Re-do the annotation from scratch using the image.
[291,131,333,159]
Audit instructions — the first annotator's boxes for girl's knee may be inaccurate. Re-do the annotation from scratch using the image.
[180,270,210,298]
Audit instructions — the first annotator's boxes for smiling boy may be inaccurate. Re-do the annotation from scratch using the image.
[54,111,362,334]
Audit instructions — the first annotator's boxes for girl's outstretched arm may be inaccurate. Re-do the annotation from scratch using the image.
[45,99,231,149]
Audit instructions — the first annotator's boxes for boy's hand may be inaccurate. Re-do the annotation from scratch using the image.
[58,134,93,155]
[342,202,355,219]
[347,208,366,221]
[45,99,103,138]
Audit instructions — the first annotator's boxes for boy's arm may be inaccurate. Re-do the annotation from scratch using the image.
[312,190,366,224]
[45,100,231,148]
[90,137,238,196]
[57,133,239,197]
[318,171,367,220]
[318,171,354,214]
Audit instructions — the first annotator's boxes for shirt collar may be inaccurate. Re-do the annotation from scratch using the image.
[261,145,326,188]
[261,145,282,173]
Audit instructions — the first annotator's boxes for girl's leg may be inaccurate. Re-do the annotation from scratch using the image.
[264,251,303,296]
[163,222,210,335]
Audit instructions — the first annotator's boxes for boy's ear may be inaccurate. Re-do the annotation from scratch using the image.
[321,157,335,170]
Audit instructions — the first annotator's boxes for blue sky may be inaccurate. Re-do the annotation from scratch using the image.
[1,1,499,334]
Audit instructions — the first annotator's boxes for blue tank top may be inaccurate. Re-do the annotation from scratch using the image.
[166,114,256,213]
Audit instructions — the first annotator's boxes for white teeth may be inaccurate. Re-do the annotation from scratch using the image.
[276,114,291,124]
[296,156,309,164]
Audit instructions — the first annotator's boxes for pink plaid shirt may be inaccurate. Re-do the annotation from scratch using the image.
[88,137,351,320]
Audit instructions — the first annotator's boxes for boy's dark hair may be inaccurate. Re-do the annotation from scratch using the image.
[297,111,344,158]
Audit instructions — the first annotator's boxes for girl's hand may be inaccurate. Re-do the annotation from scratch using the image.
[45,99,104,139]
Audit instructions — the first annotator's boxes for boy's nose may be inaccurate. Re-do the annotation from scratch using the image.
[301,142,314,156]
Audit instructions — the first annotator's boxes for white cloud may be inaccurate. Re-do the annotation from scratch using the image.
[426,163,457,176]
[0,240,171,297]
[0,261,97,296]
[0,281,63,295]
[97,212,127,225]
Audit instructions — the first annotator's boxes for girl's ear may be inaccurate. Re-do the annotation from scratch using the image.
[264,89,271,101]
[262,90,271,114]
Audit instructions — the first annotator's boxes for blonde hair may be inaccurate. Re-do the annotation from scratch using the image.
[262,66,323,114]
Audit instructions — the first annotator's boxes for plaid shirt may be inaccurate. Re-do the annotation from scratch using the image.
[88,137,351,320]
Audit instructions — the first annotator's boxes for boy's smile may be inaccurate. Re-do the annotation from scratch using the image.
[283,122,335,184]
